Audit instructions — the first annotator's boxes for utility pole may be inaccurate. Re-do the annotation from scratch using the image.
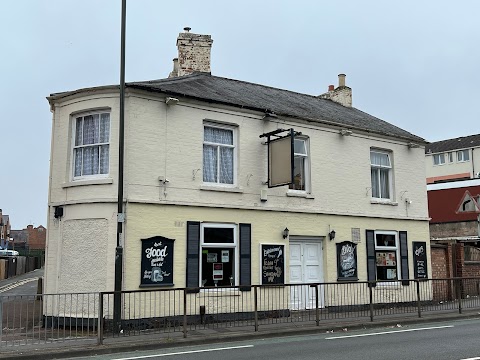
[113,0,126,334]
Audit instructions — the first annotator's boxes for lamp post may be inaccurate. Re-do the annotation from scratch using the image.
[113,0,126,334]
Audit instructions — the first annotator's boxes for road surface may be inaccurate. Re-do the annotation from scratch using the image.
[0,267,43,296]
[67,318,480,360]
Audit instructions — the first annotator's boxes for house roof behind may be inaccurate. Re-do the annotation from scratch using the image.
[425,133,480,154]
[128,73,425,143]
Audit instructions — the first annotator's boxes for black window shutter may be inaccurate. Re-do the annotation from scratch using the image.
[366,230,376,287]
[399,231,409,286]
[239,223,251,291]
[186,221,200,293]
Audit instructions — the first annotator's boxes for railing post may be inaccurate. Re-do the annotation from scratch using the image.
[97,292,104,345]
[416,280,421,318]
[315,284,319,326]
[183,289,187,338]
[254,286,258,332]
[0,297,3,340]
[457,278,463,314]
[369,283,374,322]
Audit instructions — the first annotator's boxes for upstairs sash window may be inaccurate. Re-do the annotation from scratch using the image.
[73,113,110,179]
[203,125,235,185]
[370,150,392,200]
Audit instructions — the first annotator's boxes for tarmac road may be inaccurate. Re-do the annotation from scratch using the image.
[0,267,43,296]
[66,318,480,360]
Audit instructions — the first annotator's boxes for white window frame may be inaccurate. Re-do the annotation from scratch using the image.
[370,149,393,201]
[433,153,445,166]
[199,223,239,288]
[288,137,310,193]
[374,230,400,283]
[71,111,110,180]
[202,122,237,187]
[457,150,470,162]
[448,152,454,163]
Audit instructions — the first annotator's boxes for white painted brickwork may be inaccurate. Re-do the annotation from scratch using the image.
[46,87,430,294]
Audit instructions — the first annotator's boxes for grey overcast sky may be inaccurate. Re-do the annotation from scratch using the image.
[1,0,479,229]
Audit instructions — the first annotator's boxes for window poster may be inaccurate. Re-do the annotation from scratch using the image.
[376,252,396,266]
[207,253,217,263]
[413,241,428,279]
[387,268,397,280]
[337,241,358,281]
[261,244,285,285]
[140,236,174,287]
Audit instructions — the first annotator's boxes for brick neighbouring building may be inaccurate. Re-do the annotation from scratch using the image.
[10,225,46,250]
[428,179,480,299]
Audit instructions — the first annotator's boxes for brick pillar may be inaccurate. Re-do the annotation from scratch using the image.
[455,243,464,278]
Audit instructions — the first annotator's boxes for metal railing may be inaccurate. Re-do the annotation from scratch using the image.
[2,277,480,348]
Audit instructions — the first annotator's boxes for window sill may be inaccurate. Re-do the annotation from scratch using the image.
[200,185,243,193]
[370,199,398,206]
[286,191,314,199]
[199,288,241,297]
[62,178,114,188]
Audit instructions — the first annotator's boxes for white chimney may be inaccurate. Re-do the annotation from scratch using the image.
[318,74,352,107]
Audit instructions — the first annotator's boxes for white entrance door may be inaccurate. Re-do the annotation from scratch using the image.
[289,240,324,309]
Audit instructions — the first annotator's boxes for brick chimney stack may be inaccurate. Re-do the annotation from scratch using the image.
[168,27,213,78]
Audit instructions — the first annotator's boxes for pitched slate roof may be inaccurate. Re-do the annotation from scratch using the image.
[129,73,425,143]
[425,133,480,154]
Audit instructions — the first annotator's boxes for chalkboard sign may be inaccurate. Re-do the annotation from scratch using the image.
[261,244,285,285]
[337,241,358,281]
[140,236,174,287]
[413,241,428,279]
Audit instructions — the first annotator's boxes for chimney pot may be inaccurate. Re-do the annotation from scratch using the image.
[328,85,335,91]
[338,74,346,87]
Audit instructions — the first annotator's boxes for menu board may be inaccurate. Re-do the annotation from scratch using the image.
[261,244,285,285]
[140,236,174,287]
[413,241,428,279]
[337,242,358,281]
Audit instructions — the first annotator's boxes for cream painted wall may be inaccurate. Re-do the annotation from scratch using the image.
[46,88,430,296]
[124,92,428,221]
[124,203,430,291]
[48,89,428,220]
[44,202,117,294]
[426,148,479,179]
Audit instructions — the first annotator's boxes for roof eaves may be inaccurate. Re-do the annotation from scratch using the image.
[129,83,425,143]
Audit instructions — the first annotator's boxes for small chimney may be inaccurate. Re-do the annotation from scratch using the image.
[168,58,179,78]
[170,27,213,77]
[319,74,352,107]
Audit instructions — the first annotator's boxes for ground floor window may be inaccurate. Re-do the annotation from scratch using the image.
[374,231,399,281]
[366,229,409,284]
[200,223,237,287]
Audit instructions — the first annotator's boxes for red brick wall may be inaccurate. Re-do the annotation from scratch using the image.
[464,263,480,277]
[431,244,452,279]
[431,244,453,301]
[27,225,46,250]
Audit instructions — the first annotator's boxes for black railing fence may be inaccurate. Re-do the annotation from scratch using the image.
[1,277,480,348]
